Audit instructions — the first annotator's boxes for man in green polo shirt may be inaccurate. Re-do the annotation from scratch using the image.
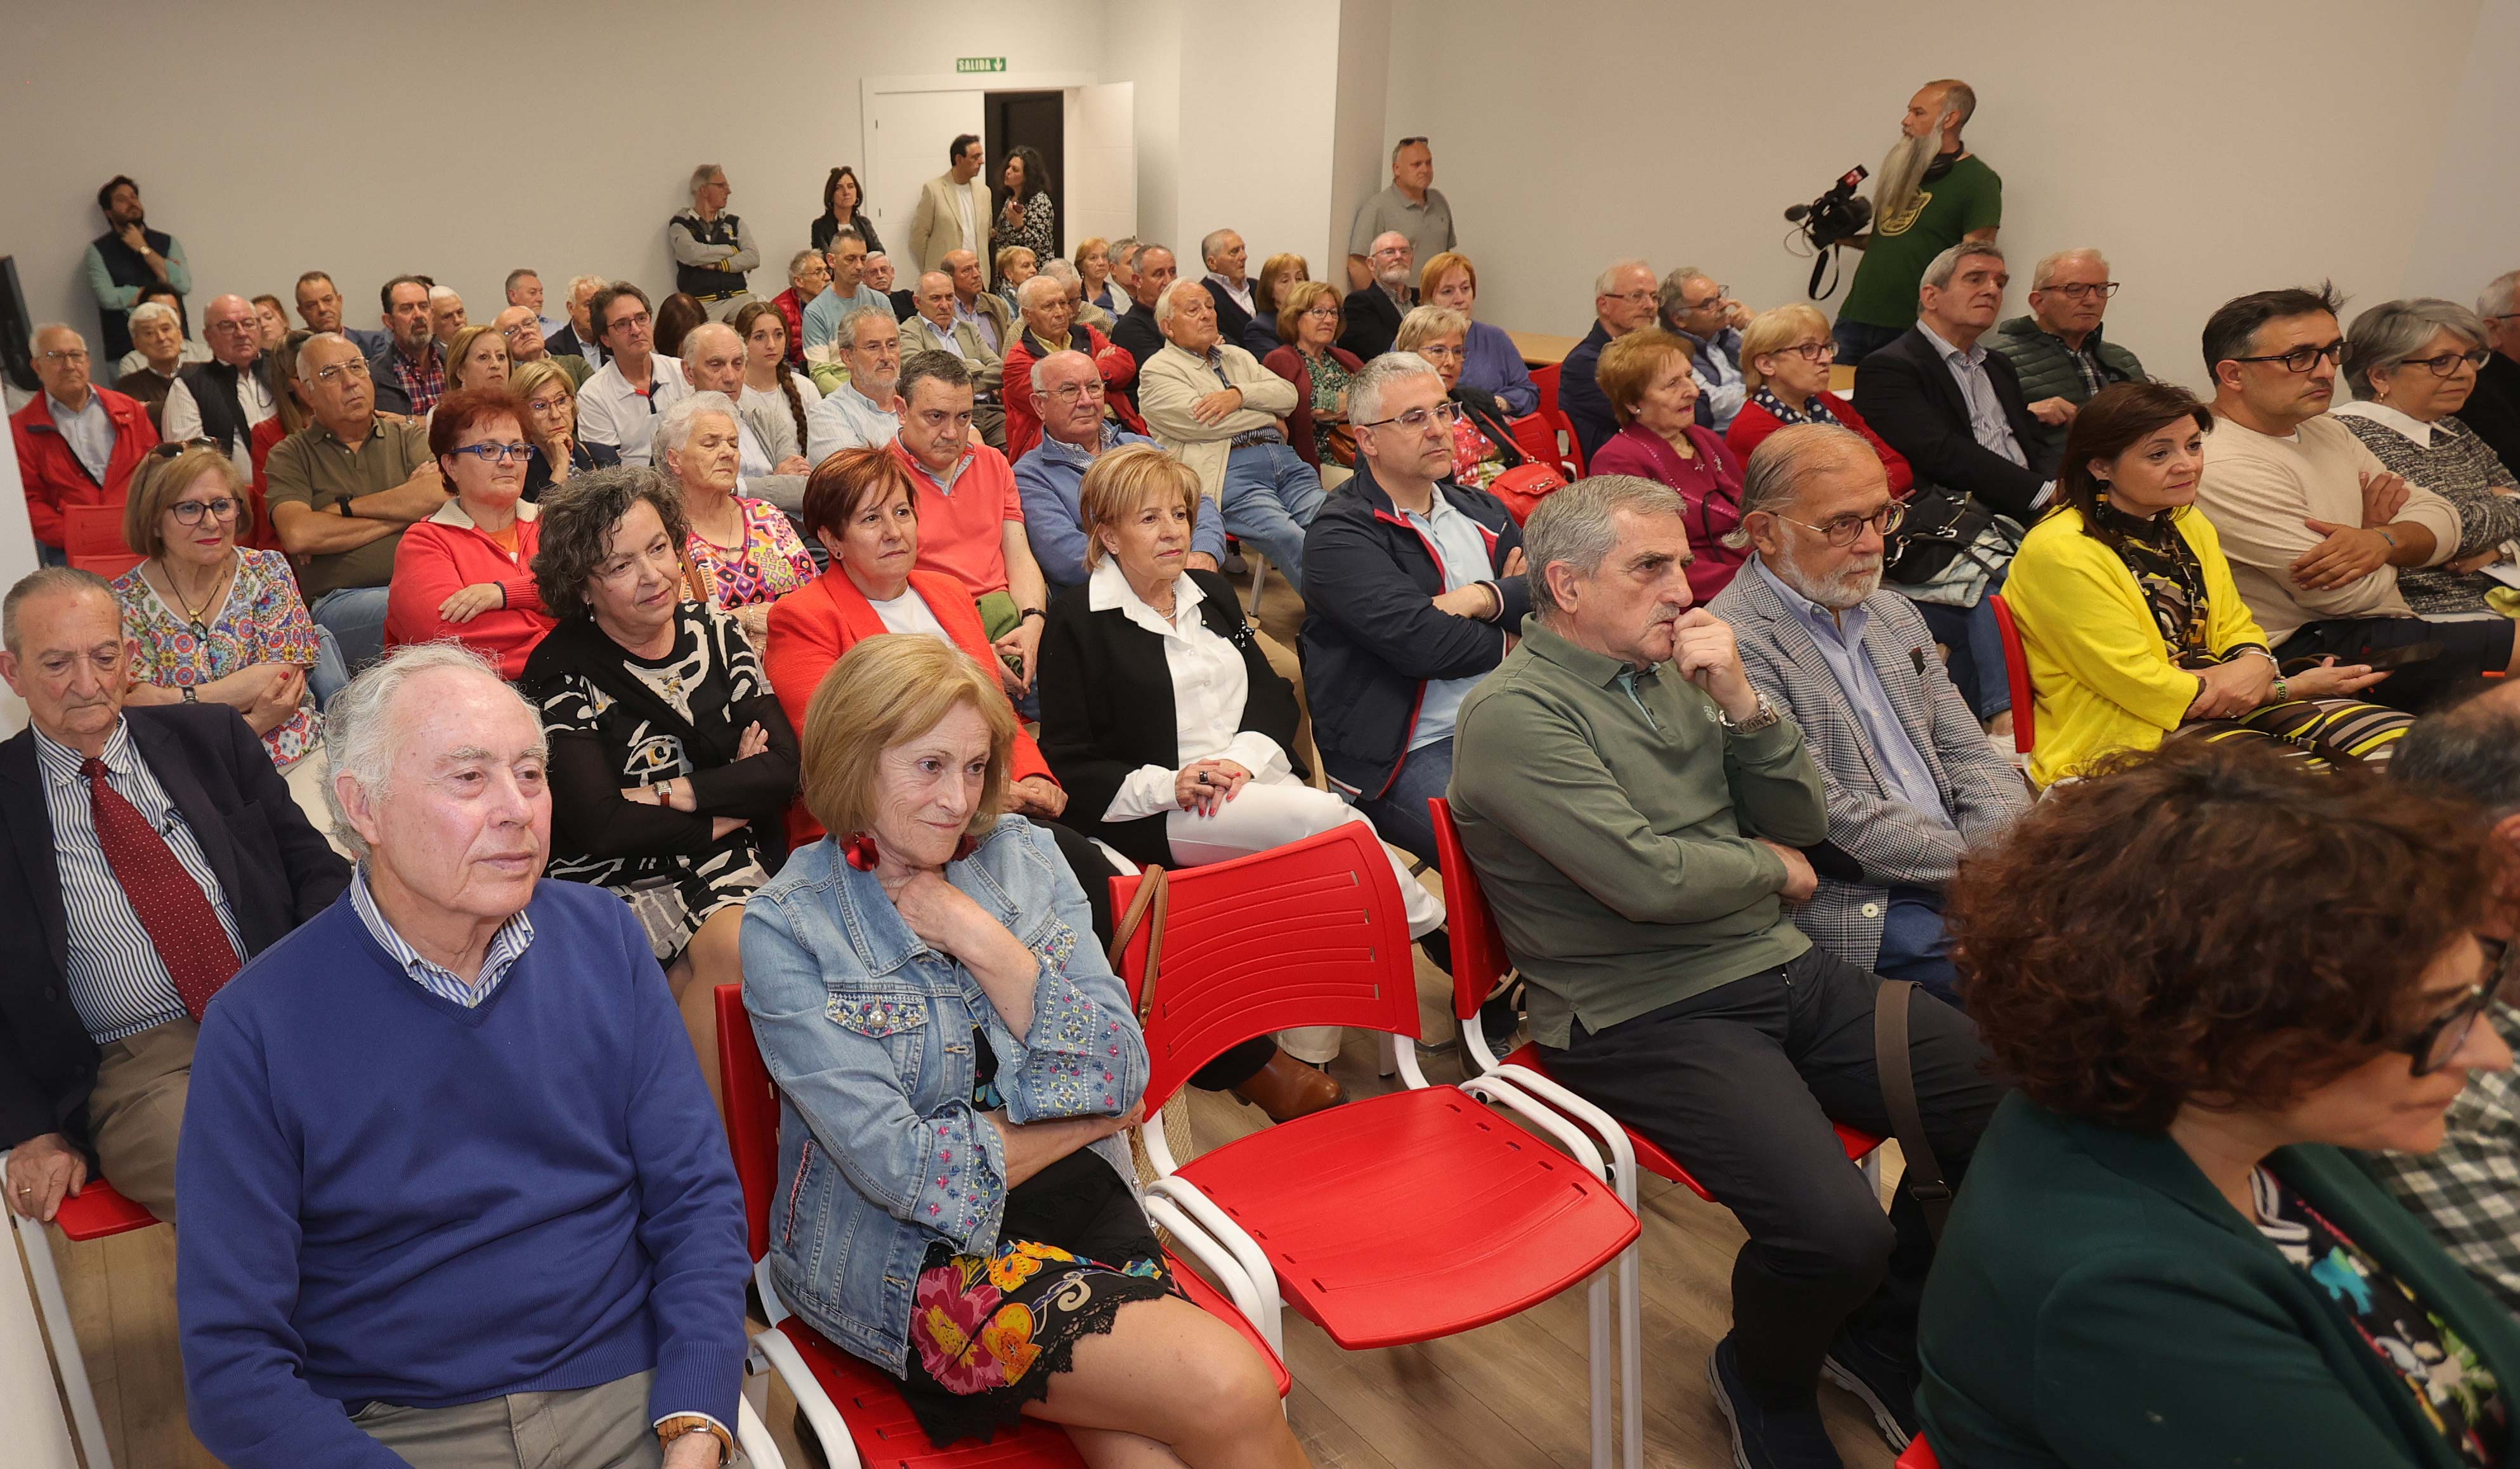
[1448,475,2002,1469]
[1833,80,2002,367]
[263,332,448,672]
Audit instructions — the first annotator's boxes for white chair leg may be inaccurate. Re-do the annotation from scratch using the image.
[1619,1244,1643,1469]
[734,1390,790,1469]
[8,1166,113,1469]
[1246,552,1269,613]
[1587,1271,1613,1469]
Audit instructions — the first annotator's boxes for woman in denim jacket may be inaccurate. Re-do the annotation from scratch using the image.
[742,635,1305,1466]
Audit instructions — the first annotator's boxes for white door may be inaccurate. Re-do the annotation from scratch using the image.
[866,89,986,266]
[1062,83,1137,248]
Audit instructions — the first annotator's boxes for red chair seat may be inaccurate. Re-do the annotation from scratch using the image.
[1173,1084,1639,1349]
[1503,1043,1879,1203]
[1898,1435,1941,1468]
[53,1176,159,1241]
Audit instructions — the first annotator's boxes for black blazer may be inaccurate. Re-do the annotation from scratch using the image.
[2453,350,2520,481]
[1206,279,1258,357]
[1111,303,1164,372]
[1340,284,1414,360]
[0,705,351,1158]
[1852,325,2060,521]
[1036,568,1303,867]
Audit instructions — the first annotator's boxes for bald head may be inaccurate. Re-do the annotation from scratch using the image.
[942,250,983,303]
[493,304,547,359]
[202,293,261,367]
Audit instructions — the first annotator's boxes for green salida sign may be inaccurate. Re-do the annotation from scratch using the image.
[956,56,1007,74]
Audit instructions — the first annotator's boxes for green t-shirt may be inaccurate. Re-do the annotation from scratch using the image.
[1838,153,2003,329]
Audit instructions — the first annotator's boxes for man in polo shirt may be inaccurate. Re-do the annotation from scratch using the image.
[367,276,446,417]
[902,270,1007,450]
[799,228,890,354]
[1347,138,1454,296]
[802,304,903,466]
[264,333,448,671]
[13,323,159,566]
[576,284,692,469]
[163,294,276,481]
[888,351,1048,695]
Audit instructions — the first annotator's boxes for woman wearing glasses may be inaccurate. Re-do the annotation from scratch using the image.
[1725,304,1912,494]
[2335,299,2520,617]
[1925,736,2520,1469]
[1588,328,1750,601]
[1392,305,1527,492]
[1262,280,1366,489]
[512,359,618,502]
[111,443,333,830]
[382,386,556,676]
[2006,382,2400,787]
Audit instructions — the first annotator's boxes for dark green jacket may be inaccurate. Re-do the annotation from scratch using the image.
[1990,315,2145,406]
[1919,1094,2520,1468]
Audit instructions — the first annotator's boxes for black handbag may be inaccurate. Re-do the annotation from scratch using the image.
[1883,483,1996,585]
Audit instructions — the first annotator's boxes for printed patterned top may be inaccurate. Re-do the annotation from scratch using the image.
[111,548,322,769]
[685,495,816,611]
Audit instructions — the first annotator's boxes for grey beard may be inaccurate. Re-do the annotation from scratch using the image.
[1873,129,1941,225]
[1779,558,1884,610]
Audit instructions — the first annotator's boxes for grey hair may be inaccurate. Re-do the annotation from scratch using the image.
[2391,686,2520,815]
[29,321,75,354]
[1199,229,1238,265]
[689,163,723,200]
[1723,424,1881,551]
[566,273,606,302]
[2345,297,2490,398]
[2478,270,2520,323]
[1039,257,1082,286]
[788,248,824,281]
[1347,351,1444,433]
[1523,476,1687,618]
[127,301,180,332]
[653,389,741,460]
[1029,348,1095,395]
[1655,267,1711,322]
[294,330,356,382]
[1017,275,1067,311]
[322,641,540,859]
[835,302,898,352]
[2032,248,2108,291]
[1921,239,2006,292]
[1394,306,1470,355]
[428,285,460,305]
[1929,79,1976,127]
[2,566,114,655]
[1594,259,1652,297]
[823,226,865,256]
[1154,278,1211,332]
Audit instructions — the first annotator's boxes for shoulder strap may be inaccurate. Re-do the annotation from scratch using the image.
[1106,865,1168,1023]
[1874,978,1952,1241]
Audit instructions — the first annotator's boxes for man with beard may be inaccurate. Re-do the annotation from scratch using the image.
[1449,473,2003,1469]
[1341,231,1418,360]
[82,176,192,361]
[367,276,447,416]
[1833,81,2001,365]
[1709,424,2026,1009]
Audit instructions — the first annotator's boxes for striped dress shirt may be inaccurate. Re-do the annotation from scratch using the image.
[347,866,536,1008]
[38,721,242,1043]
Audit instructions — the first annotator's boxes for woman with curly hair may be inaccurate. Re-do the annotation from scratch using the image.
[1924,738,2520,1468]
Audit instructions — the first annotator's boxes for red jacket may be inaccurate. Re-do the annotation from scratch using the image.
[764,566,1057,846]
[1002,325,1142,464]
[11,387,159,548]
[771,287,810,369]
[1724,391,1914,497]
[383,498,554,677]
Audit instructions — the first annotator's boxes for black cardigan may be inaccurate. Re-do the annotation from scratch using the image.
[1036,568,1303,866]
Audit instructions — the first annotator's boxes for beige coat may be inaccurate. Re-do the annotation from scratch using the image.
[899,308,1006,398]
[906,172,993,274]
[1138,341,1301,504]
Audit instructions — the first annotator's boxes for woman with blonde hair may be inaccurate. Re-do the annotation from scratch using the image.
[995,244,1040,305]
[1394,304,1526,492]
[1724,303,1910,492]
[1074,235,1124,318]
[1261,280,1364,481]
[441,322,511,394]
[512,359,618,500]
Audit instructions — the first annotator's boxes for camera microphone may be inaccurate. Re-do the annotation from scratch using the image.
[1784,204,1812,223]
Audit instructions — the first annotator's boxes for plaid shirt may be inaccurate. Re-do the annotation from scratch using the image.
[386,343,447,417]
[2362,1002,2520,1316]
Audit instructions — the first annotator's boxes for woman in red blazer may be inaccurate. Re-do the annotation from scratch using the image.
[1724,304,1913,494]
[763,447,1067,846]
[382,387,555,676]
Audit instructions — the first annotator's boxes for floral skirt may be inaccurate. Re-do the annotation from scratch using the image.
[895,1149,1174,1446]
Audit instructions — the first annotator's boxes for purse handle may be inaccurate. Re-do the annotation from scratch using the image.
[1874,978,1952,1241]
[1106,865,1169,1024]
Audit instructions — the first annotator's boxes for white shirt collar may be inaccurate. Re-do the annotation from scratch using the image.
[1088,556,1206,637]
[2331,398,2435,448]
[429,495,540,528]
[1915,319,1983,367]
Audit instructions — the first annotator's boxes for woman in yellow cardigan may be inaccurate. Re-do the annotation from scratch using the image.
[2008,381,2401,785]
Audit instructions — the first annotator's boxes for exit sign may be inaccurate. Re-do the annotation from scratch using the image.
[956,56,1006,74]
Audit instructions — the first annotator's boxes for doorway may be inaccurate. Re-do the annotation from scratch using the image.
[985,91,1066,259]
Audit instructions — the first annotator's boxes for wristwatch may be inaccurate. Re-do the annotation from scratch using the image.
[1717,691,1781,734]
[654,1414,732,1465]
[1018,607,1045,624]
[181,686,199,704]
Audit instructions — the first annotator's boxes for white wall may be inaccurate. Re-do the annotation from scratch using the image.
[2402,0,2520,313]
[1378,0,2491,388]
[0,0,1109,349]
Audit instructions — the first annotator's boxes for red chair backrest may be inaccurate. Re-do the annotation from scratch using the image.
[1532,362,1562,421]
[1986,592,2034,755]
[1110,823,1421,1113]
[714,983,780,1262]
[1896,1435,1941,1468]
[1506,414,1579,484]
[1426,798,1510,1026]
[64,502,143,580]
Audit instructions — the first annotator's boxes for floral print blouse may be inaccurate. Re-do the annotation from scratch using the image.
[112,548,322,768]
[685,495,815,611]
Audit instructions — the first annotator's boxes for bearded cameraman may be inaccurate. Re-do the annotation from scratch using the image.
[1831,81,2002,365]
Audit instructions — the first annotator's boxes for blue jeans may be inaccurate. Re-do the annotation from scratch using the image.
[1907,575,2012,722]
[1830,318,1908,367]
[1219,444,1326,595]
[309,625,351,710]
[1874,885,1961,1010]
[1352,736,1451,868]
[311,585,392,676]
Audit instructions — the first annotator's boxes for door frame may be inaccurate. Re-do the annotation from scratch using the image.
[859,72,1102,254]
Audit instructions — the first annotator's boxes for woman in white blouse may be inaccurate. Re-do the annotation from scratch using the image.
[1036,447,1446,1066]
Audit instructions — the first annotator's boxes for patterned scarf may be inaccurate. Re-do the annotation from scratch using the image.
[1751,385,1838,428]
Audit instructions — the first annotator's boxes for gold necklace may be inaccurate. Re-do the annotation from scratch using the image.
[165,551,235,636]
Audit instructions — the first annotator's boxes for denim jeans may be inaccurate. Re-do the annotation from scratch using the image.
[1874,886,1961,1010]
[310,585,391,675]
[1219,443,1326,595]
[1830,318,1909,367]
[309,625,351,710]
[1352,736,1452,867]
[1908,579,2013,722]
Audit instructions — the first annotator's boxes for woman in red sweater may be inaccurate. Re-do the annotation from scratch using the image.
[384,386,555,676]
[1723,303,1913,494]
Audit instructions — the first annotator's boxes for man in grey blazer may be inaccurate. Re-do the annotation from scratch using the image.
[900,268,1008,449]
[907,134,992,274]
[1705,424,2028,1005]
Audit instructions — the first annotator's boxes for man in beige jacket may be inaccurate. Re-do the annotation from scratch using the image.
[1138,280,1326,591]
[900,269,1008,449]
[906,134,992,275]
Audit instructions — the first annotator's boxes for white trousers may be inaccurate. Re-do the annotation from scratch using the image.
[1165,774,1446,1065]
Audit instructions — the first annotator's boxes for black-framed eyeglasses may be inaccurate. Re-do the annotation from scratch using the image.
[169,497,242,525]
[1770,500,1907,547]
[446,441,534,464]
[2402,347,2493,377]
[1682,287,1732,311]
[1780,341,1836,364]
[2040,282,2122,301]
[2234,340,2346,373]
[1355,401,1462,433]
[148,437,222,459]
[2396,937,2512,1075]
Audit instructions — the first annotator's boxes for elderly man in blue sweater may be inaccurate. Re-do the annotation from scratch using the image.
[176,643,751,1469]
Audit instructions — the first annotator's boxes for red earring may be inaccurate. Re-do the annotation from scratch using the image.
[842,833,880,871]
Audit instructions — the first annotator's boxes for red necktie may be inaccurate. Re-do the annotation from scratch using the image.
[81,757,241,1022]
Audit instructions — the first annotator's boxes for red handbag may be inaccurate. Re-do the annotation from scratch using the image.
[1486,462,1569,525]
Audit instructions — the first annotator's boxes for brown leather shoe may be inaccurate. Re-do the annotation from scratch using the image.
[1231,1047,1345,1121]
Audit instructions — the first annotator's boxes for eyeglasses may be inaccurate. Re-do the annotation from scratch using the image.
[1603,290,1657,306]
[2396,938,2513,1076]
[606,311,653,333]
[1681,287,1731,311]
[525,395,570,415]
[1779,341,1836,363]
[1044,381,1107,402]
[500,322,542,338]
[446,441,535,464]
[1769,501,1907,547]
[1357,401,1462,433]
[37,348,89,364]
[2234,340,2346,374]
[169,497,242,525]
[1417,343,1466,361]
[310,357,372,385]
[148,438,223,459]
[2401,346,2493,377]
[2039,282,2122,301]
[1300,306,1340,320]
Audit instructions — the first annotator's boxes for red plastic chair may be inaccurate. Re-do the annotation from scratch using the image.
[1533,362,1562,421]
[63,502,144,580]
[1527,362,1590,476]
[712,986,1286,1469]
[8,1158,161,1469]
[1898,1434,1941,1467]
[1107,825,1643,1469]
[1985,593,2034,757]
[1506,413,1581,483]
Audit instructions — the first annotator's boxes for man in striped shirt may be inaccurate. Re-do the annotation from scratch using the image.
[0,568,349,1225]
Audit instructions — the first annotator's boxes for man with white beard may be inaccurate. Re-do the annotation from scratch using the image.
[1832,80,2002,365]
[1707,423,2027,1008]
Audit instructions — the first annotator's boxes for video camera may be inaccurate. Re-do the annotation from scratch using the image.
[1785,166,1872,298]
